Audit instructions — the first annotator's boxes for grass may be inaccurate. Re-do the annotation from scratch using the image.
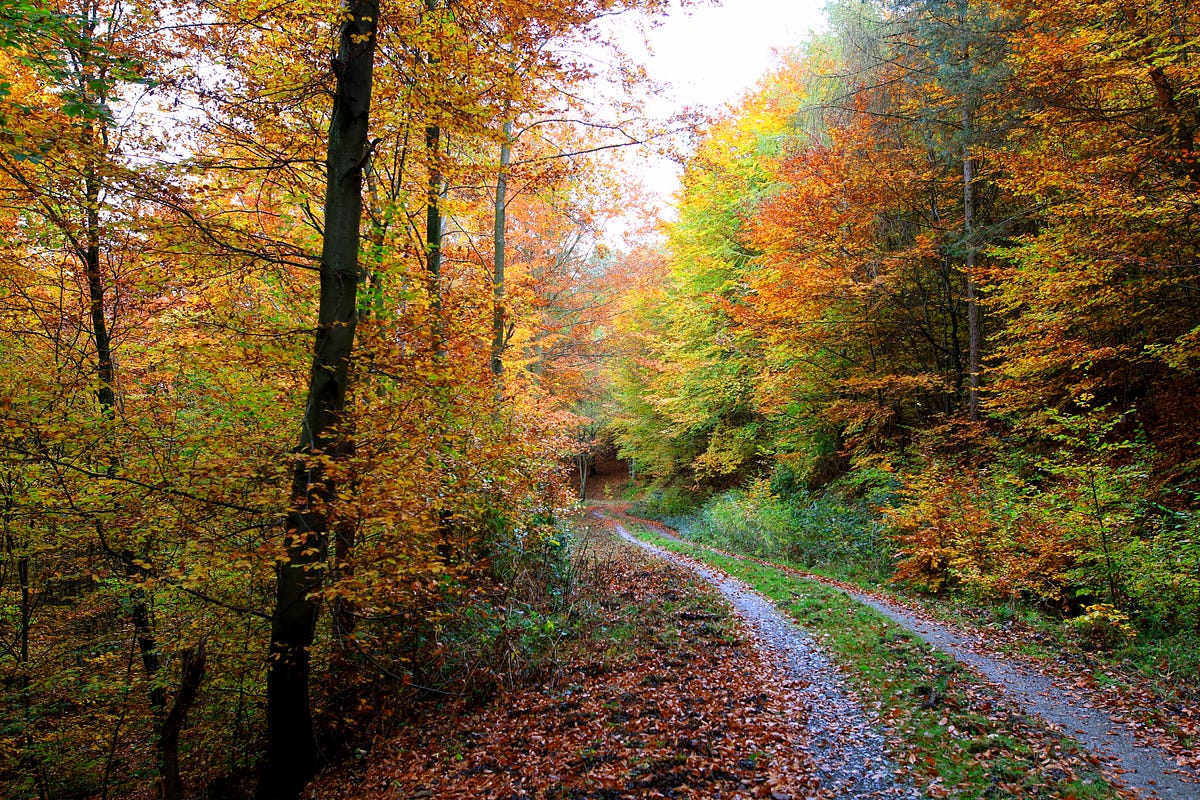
[628,524,1123,800]
[663,498,1200,763]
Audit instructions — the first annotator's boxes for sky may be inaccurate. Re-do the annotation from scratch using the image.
[598,0,829,218]
[629,0,828,111]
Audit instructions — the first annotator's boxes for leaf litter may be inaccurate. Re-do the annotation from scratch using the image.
[309,523,825,799]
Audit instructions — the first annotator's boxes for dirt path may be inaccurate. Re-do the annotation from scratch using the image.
[309,525,832,799]
[609,513,1200,800]
[612,520,921,799]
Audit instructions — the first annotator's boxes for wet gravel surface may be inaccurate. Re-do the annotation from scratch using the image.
[610,513,1200,800]
[614,522,922,799]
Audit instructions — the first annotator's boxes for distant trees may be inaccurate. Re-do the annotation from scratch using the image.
[606,0,1200,625]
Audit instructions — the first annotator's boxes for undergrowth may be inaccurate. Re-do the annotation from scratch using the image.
[656,470,898,585]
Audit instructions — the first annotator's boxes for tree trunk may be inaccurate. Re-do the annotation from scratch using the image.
[426,118,444,353]
[81,55,198,800]
[577,453,588,500]
[84,109,183,799]
[133,596,208,800]
[492,117,513,377]
[260,2,377,796]
[82,120,116,415]
[962,100,980,422]
[157,643,207,800]
[425,0,445,355]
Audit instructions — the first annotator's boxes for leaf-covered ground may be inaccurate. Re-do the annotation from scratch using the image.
[309,525,823,799]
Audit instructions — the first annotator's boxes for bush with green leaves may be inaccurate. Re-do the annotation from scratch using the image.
[630,480,704,519]
[670,467,898,583]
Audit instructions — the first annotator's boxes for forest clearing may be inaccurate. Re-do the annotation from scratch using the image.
[4,0,1200,798]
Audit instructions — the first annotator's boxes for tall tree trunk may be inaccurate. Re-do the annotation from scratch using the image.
[330,160,390,645]
[426,118,443,353]
[260,1,377,796]
[81,49,192,799]
[85,106,182,797]
[492,117,513,377]
[962,100,980,422]
[83,140,115,415]
[425,0,444,355]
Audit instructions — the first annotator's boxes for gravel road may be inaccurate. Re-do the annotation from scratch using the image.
[613,521,922,799]
[608,514,1200,800]
[837,581,1198,799]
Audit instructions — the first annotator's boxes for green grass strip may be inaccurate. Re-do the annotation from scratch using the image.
[628,525,1120,800]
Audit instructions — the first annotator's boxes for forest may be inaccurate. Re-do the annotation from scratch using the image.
[607,0,1200,641]
[2,0,1199,798]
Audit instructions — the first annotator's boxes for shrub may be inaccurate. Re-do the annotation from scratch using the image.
[1120,510,1200,633]
[886,464,1078,605]
[674,469,896,583]
[1068,603,1138,650]
[631,481,703,519]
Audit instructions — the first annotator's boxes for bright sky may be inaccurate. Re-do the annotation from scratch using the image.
[599,0,829,223]
[631,0,828,111]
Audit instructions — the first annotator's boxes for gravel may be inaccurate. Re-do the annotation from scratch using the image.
[614,522,922,799]
[840,586,1199,800]
[611,515,1200,800]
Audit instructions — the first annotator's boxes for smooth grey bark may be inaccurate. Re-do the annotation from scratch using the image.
[577,453,588,500]
[261,1,377,796]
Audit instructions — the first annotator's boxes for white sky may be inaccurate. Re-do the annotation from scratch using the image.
[598,0,829,224]
[630,0,828,111]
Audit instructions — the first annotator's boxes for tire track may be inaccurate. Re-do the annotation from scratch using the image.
[612,519,921,799]
[608,512,1200,799]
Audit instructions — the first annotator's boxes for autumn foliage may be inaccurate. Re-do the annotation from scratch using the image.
[0,0,672,797]
[605,0,1200,639]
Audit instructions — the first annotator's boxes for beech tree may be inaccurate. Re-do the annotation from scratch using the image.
[259,0,379,794]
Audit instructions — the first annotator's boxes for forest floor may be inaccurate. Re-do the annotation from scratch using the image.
[309,514,826,799]
[309,509,1200,800]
